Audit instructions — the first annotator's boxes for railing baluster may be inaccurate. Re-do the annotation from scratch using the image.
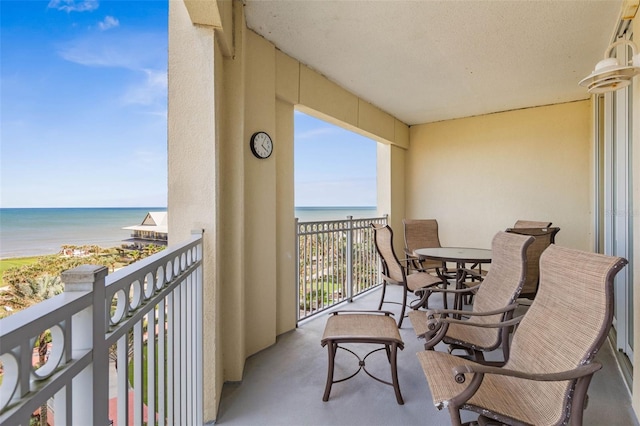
[147,308,156,426]
[158,299,166,425]
[195,243,204,425]
[134,320,143,425]
[295,215,386,322]
[346,216,354,302]
[117,333,128,426]
[180,277,191,425]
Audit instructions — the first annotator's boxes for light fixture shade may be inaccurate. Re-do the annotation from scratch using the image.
[579,39,640,93]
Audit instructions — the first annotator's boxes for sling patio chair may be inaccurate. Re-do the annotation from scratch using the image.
[505,226,560,300]
[372,223,446,328]
[408,231,533,364]
[513,219,552,228]
[464,220,553,294]
[403,219,447,274]
[417,245,627,426]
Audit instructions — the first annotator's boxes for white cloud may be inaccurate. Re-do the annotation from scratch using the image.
[57,31,164,70]
[48,0,99,13]
[122,69,167,106]
[98,16,119,31]
[56,32,167,109]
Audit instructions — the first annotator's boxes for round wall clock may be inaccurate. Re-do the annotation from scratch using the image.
[250,131,273,159]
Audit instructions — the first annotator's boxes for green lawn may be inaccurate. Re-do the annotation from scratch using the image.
[0,256,39,286]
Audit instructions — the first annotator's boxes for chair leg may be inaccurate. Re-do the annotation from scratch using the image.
[322,341,337,401]
[397,287,408,328]
[378,281,387,310]
[390,342,404,405]
[448,404,463,426]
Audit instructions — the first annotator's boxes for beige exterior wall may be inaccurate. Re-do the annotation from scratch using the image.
[167,1,220,421]
[169,0,408,420]
[275,98,296,334]
[377,143,406,253]
[406,101,592,251]
[243,29,278,357]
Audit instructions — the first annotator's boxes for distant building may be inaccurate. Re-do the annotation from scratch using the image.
[122,211,168,247]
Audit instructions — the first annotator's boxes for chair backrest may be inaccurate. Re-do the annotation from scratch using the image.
[403,219,441,253]
[505,245,627,423]
[372,223,405,283]
[513,219,552,228]
[469,232,534,326]
[505,227,560,298]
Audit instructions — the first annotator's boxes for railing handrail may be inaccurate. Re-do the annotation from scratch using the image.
[0,291,91,348]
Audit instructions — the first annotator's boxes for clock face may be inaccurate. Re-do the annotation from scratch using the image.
[250,131,273,159]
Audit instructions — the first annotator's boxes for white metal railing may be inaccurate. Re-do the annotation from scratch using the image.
[0,231,203,426]
[296,216,387,321]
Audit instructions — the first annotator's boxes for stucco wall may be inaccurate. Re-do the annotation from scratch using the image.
[170,1,411,420]
[275,98,297,334]
[406,101,592,250]
[167,1,220,421]
[243,29,278,357]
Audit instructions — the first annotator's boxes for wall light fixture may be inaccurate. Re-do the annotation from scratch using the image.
[579,39,640,93]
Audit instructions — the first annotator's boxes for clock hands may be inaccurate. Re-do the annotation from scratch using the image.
[250,132,272,158]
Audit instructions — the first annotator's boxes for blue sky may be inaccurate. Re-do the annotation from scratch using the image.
[294,111,377,207]
[1,0,376,208]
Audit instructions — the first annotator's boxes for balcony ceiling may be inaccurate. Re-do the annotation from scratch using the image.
[244,0,624,125]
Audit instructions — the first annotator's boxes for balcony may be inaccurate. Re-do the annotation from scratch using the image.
[1,228,638,425]
[217,284,639,425]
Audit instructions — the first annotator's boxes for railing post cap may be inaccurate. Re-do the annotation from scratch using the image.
[62,265,108,291]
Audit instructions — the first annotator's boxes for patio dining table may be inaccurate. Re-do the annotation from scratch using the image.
[413,247,492,312]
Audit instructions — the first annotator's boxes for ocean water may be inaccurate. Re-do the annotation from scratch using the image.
[0,206,378,258]
[0,208,166,258]
[295,206,378,222]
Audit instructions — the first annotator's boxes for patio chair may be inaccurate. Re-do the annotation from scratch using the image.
[403,219,446,273]
[463,220,552,293]
[505,226,560,300]
[513,219,552,228]
[372,223,445,328]
[417,245,628,426]
[408,231,533,364]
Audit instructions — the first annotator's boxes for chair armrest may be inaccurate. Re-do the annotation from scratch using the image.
[437,359,603,411]
[418,285,480,296]
[437,304,518,318]
[381,272,403,286]
[418,311,522,339]
[441,314,523,329]
[330,310,395,317]
[460,268,487,279]
[452,361,602,384]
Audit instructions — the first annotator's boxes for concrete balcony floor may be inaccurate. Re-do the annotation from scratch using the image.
[217,285,639,425]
